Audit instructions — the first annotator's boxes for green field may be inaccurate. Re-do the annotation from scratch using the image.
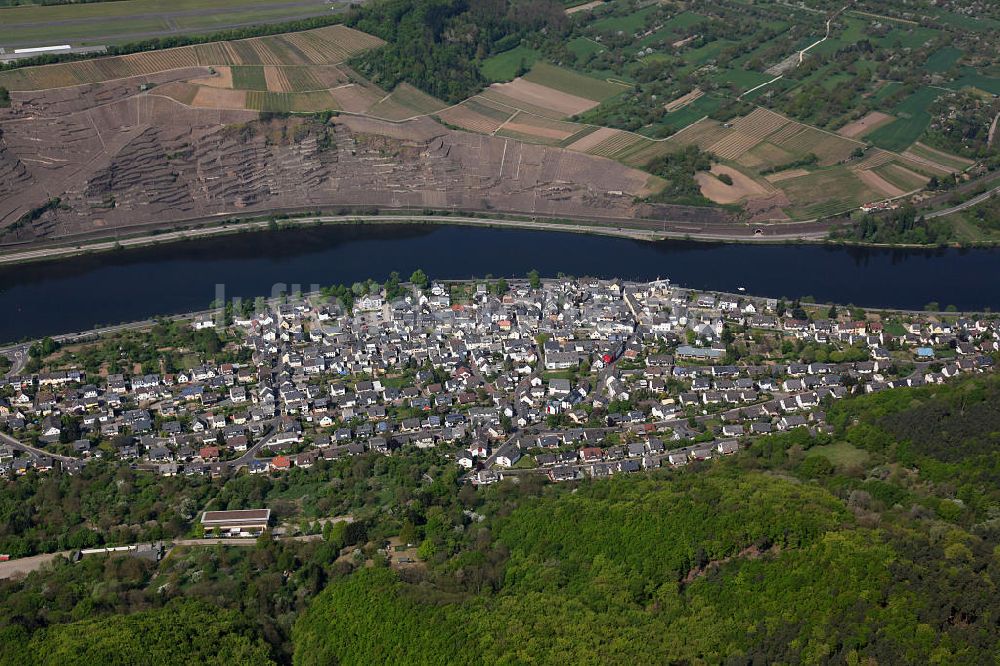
[928,10,1000,32]
[805,442,870,468]
[680,39,737,69]
[662,93,721,130]
[906,143,971,171]
[867,87,942,152]
[872,163,928,192]
[523,61,628,101]
[0,0,330,46]
[947,67,1000,95]
[924,46,963,74]
[567,36,604,59]
[872,80,902,101]
[781,168,877,218]
[481,46,540,82]
[231,65,268,91]
[589,4,657,34]
[872,24,940,50]
[709,67,773,93]
[246,90,293,113]
[837,16,868,44]
[635,10,705,48]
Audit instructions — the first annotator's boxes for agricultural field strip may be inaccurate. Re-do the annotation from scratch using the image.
[0,25,383,92]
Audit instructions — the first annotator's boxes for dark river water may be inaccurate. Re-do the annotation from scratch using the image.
[1,223,998,342]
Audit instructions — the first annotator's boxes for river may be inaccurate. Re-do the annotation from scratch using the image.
[1,223,998,342]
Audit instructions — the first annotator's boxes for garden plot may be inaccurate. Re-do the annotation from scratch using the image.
[667,118,733,148]
[906,142,973,173]
[696,165,770,204]
[231,66,268,91]
[766,121,806,145]
[585,130,647,158]
[871,162,929,192]
[707,131,765,161]
[189,66,233,89]
[367,84,447,121]
[437,104,508,134]
[730,108,789,140]
[263,67,295,93]
[488,78,600,117]
[565,126,621,153]
[852,149,896,171]
[498,115,585,145]
[327,83,383,114]
[522,62,628,101]
[616,140,678,167]
[836,111,895,139]
[474,89,559,120]
[155,81,200,106]
[191,86,248,109]
[899,150,959,177]
[780,169,879,218]
[854,169,906,198]
[736,142,795,169]
[775,126,860,165]
[664,88,704,112]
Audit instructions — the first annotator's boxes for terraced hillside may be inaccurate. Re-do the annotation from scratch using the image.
[0,79,684,245]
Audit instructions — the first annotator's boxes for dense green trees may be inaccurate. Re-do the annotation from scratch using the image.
[832,206,954,244]
[293,468,1000,664]
[0,463,216,558]
[644,145,714,206]
[348,0,567,102]
[5,599,272,665]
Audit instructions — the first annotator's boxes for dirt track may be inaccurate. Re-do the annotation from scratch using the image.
[0,552,65,579]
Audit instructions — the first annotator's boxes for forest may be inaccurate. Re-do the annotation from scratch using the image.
[347,0,568,102]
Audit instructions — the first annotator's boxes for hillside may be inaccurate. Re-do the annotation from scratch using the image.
[1,0,997,247]
[292,373,1000,664]
[292,472,998,664]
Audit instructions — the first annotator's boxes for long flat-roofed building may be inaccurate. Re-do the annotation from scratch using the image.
[200,508,271,537]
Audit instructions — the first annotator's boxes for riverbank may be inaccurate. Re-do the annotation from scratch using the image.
[3,206,998,270]
[0,211,833,268]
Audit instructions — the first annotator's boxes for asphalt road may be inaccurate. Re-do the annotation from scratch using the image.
[925,184,1000,219]
[2,345,27,378]
[228,420,278,469]
[0,431,75,463]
